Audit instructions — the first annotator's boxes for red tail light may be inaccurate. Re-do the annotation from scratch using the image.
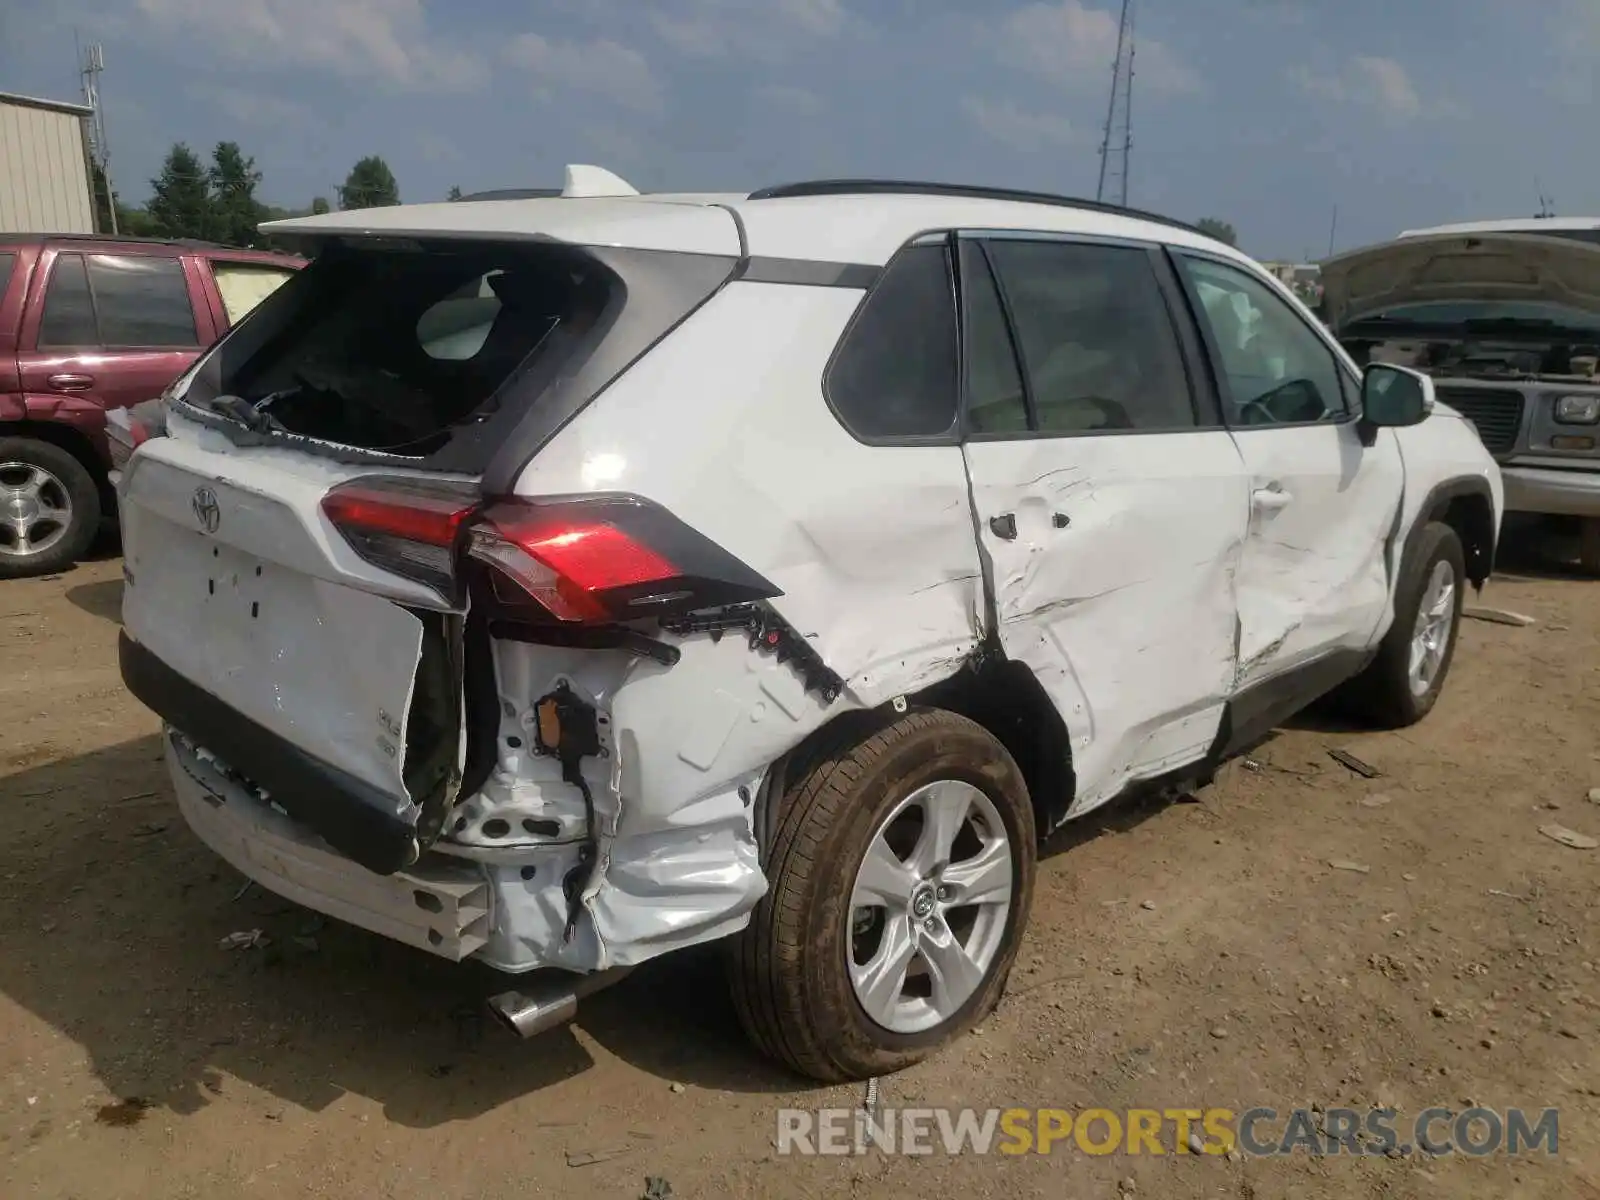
[321,479,478,593]
[322,481,779,621]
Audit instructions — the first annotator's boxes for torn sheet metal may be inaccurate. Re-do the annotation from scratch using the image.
[961,430,1249,817]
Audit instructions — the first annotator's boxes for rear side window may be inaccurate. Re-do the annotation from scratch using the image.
[212,261,297,327]
[0,253,15,304]
[984,240,1196,433]
[38,254,97,347]
[37,252,198,348]
[826,243,959,440]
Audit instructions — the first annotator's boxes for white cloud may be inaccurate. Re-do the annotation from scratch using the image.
[755,84,825,114]
[962,95,1076,150]
[135,0,481,89]
[1288,55,1454,122]
[504,34,664,114]
[648,0,849,60]
[995,1,1201,96]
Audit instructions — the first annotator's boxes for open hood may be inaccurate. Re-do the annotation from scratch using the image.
[1321,232,1600,330]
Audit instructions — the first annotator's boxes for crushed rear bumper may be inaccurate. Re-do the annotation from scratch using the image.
[165,728,492,961]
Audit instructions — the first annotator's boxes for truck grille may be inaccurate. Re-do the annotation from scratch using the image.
[1435,387,1525,454]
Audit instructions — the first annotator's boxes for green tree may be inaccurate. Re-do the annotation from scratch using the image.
[1196,217,1238,247]
[311,196,332,215]
[147,143,218,239]
[338,156,400,210]
[209,141,266,247]
[447,184,463,201]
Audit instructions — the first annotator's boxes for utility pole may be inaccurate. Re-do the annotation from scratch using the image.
[1096,0,1135,206]
[1326,204,1338,257]
[77,36,117,234]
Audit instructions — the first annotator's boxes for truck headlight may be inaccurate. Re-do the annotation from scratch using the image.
[1555,395,1600,424]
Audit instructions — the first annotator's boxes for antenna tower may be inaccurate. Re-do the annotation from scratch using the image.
[78,39,117,234]
[1095,0,1135,206]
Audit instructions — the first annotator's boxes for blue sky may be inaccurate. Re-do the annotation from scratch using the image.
[1,0,1595,258]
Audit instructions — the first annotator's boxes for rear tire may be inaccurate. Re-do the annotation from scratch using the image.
[1340,520,1465,728]
[728,709,1036,1082]
[0,438,101,579]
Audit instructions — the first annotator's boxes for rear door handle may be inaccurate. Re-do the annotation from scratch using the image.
[1251,486,1293,512]
[989,513,1018,541]
[47,373,95,392]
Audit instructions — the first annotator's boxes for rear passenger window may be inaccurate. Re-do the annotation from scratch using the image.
[38,254,98,347]
[826,243,958,440]
[88,255,198,347]
[984,240,1196,433]
[0,254,15,305]
[960,242,1029,434]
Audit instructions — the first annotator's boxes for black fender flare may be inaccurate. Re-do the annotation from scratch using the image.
[1395,475,1498,588]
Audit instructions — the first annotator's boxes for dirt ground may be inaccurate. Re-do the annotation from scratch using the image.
[3,535,1599,1200]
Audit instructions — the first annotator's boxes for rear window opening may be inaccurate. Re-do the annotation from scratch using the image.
[186,241,617,458]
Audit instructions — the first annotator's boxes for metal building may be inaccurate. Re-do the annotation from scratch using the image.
[0,91,97,235]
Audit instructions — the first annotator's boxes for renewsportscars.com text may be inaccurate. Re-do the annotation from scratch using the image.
[776,1106,1560,1158]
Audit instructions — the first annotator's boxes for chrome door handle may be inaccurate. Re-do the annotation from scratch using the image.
[1251,486,1293,511]
[47,373,95,392]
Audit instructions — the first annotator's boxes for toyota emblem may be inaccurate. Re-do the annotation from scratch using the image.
[192,486,221,534]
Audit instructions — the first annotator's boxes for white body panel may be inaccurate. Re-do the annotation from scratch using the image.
[120,417,451,806]
[962,432,1248,815]
[262,196,743,257]
[1230,421,1405,686]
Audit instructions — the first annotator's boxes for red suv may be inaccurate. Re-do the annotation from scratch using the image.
[0,234,303,577]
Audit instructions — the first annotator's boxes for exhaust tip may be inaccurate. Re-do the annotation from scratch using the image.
[488,987,580,1040]
[487,966,633,1040]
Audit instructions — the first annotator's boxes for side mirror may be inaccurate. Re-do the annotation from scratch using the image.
[1361,363,1434,428]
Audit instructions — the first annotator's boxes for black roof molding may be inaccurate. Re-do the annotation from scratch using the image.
[746,179,1205,236]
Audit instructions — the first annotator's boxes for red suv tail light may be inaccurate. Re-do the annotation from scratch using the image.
[321,481,779,621]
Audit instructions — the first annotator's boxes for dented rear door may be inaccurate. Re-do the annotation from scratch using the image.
[956,233,1250,817]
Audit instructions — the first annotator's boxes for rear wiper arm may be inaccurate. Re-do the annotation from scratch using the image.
[210,393,287,434]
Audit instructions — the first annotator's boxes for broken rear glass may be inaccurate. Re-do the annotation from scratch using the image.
[189,241,612,456]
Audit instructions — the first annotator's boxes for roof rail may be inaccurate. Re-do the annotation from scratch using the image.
[0,232,231,249]
[745,179,1205,236]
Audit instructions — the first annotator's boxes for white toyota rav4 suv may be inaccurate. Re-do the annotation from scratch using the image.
[116,168,1502,1083]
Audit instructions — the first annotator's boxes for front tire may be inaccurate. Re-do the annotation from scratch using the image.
[729,709,1036,1082]
[1343,520,1466,727]
[0,438,101,579]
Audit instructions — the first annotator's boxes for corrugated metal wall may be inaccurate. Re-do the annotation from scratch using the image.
[0,100,95,234]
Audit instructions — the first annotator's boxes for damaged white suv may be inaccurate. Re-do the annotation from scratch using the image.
[117,169,1502,1082]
